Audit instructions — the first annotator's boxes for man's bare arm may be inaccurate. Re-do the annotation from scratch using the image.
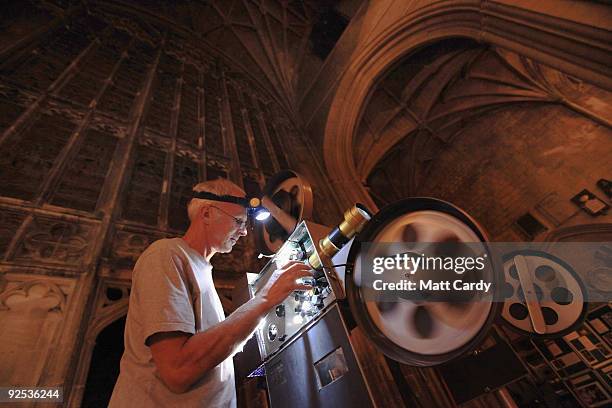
[149,261,312,393]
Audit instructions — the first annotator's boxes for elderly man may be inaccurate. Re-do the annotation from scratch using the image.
[110,178,312,407]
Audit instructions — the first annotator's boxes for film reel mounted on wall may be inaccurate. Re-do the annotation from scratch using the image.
[344,198,500,366]
[501,250,587,338]
[255,170,313,255]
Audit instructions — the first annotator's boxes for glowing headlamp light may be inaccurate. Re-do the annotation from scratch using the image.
[248,197,271,221]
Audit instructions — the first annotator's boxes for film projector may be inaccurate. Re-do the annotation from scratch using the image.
[234,171,590,407]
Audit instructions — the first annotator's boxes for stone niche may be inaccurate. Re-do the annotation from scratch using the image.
[0,274,75,387]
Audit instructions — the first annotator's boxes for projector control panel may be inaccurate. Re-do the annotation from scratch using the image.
[251,221,336,359]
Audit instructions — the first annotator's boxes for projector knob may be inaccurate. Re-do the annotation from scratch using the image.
[275,305,285,317]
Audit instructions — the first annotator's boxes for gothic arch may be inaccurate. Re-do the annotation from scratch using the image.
[323,1,612,210]
[68,281,129,407]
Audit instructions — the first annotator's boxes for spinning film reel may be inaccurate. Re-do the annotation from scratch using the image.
[501,250,587,338]
[343,198,500,366]
[255,170,313,255]
[253,170,590,371]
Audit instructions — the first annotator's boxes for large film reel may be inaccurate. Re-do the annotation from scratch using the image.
[255,170,313,254]
[501,251,587,337]
[345,198,500,366]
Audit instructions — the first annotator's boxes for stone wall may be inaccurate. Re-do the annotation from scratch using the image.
[0,2,340,404]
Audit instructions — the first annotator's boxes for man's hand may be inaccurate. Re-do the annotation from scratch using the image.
[148,261,314,394]
[257,261,314,307]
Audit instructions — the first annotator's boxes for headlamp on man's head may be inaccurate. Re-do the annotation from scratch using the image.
[192,191,270,221]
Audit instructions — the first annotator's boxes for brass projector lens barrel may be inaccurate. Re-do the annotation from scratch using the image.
[338,205,372,241]
[308,204,371,269]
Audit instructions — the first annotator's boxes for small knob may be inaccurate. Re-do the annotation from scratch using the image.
[275,305,285,317]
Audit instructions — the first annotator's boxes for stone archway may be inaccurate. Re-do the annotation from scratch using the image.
[68,282,129,407]
[355,37,612,239]
[322,1,612,211]
[82,315,126,407]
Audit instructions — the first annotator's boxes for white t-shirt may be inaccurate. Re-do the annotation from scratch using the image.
[109,238,236,408]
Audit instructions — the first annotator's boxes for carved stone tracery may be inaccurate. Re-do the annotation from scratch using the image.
[0,280,66,313]
[109,225,170,269]
[10,215,96,268]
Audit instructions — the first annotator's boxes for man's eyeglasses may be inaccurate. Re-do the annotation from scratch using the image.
[209,205,248,230]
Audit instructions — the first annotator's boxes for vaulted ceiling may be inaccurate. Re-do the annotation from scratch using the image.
[80,0,355,118]
[360,38,612,193]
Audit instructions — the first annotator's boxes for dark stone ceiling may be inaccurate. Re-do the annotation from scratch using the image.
[67,0,358,117]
